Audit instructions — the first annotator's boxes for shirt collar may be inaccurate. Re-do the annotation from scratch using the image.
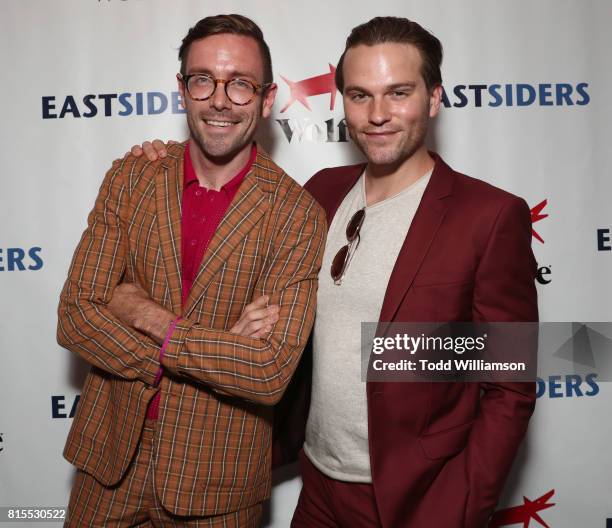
[184,142,257,192]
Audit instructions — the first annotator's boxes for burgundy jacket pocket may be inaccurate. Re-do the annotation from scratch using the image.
[418,419,474,460]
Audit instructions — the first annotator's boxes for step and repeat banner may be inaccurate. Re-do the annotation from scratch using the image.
[1,1,611,526]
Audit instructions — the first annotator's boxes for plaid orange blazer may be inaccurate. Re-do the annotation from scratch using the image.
[57,143,326,516]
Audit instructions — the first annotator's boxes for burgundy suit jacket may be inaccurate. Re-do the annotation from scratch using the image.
[274,153,538,528]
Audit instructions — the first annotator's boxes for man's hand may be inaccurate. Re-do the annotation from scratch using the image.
[128,139,179,161]
[108,283,175,345]
[109,285,279,345]
[230,295,280,339]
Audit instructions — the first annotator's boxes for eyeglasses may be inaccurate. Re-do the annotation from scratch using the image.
[331,208,365,285]
[180,73,273,106]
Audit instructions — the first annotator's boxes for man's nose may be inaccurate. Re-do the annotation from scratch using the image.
[368,96,391,125]
[210,80,232,111]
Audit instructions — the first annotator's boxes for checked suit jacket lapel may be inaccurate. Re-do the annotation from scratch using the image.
[182,156,269,318]
[155,152,184,315]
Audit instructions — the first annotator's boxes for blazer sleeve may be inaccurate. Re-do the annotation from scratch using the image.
[56,157,161,386]
[161,193,327,406]
[465,195,538,527]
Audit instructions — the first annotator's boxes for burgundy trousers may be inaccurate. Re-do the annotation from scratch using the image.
[291,450,382,528]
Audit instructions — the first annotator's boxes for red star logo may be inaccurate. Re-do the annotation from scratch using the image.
[530,199,548,244]
[280,64,338,113]
[489,489,555,527]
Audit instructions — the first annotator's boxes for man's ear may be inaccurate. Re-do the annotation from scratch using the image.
[177,74,186,110]
[429,85,442,118]
[261,83,278,119]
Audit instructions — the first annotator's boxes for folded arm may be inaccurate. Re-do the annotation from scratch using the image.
[160,195,327,406]
[56,157,162,386]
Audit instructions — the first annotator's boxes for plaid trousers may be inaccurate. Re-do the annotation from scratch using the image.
[65,420,263,527]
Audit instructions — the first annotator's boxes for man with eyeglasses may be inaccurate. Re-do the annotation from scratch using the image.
[57,14,326,527]
[134,15,538,528]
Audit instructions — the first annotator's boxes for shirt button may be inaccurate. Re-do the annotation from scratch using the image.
[195,189,202,197]
[190,239,197,246]
[191,213,197,219]
[201,216,206,223]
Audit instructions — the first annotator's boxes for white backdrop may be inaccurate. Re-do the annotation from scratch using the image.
[1,1,611,526]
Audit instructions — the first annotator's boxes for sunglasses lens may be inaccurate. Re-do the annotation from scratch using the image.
[346,209,365,242]
[332,208,365,284]
[331,245,349,281]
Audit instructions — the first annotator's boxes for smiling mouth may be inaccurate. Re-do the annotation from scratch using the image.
[204,119,238,127]
[363,131,398,140]
[364,130,397,136]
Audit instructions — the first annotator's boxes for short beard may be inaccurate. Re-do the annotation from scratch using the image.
[187,121,246,165]
[348,116,429,172]
[189,127,248,165]
[186,100,262,164]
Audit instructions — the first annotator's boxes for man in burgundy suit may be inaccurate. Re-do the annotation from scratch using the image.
[283,17,537,528]
[135,15,538,528]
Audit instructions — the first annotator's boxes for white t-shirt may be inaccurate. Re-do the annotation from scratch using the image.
[304,169,432,482]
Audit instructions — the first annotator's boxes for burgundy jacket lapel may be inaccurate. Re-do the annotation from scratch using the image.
[305,154,456,324]
[305,163,365,227]
[378,154,456,322]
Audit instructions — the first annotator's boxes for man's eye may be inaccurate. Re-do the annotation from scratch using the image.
[232,79,251,88]
[350,93,368,101]
[194,76,213,86]
[391,91,409,98]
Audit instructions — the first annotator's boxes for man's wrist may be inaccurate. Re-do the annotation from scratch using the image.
[153,316,182,386]
[134,300,177,345]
